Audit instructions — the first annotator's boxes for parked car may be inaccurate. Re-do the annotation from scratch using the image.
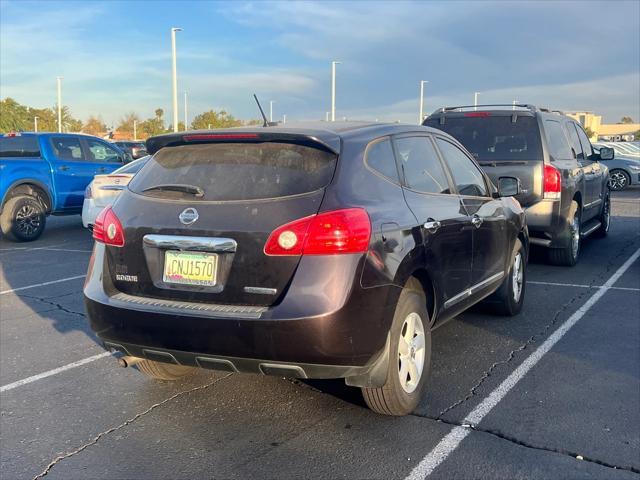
[424,105,611,266]
[85,122,528,416]
[113,141,148,160]
[593,144,640,191]
[82,156,151,229]
[0,132,129,241]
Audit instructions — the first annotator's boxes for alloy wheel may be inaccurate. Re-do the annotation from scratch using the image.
[609,171,628,191]
[397,312,426,394]
[15,204,41,237]
[512,252,524,303]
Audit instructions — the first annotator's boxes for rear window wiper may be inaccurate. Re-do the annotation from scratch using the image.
[142,184,204,197]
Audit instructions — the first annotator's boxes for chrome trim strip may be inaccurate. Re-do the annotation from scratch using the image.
[110,292,266,319]
[581,222,601,237]
[99,185,127,191]
[244,286,277,295]
[584,198,602,209]
[143,234,237,253]
[444,272,505,309]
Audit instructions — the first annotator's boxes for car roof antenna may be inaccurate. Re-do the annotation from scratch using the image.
[253,94,269,127]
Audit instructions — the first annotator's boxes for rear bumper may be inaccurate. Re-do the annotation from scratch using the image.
[84,244,399,379]
[81,199,102,229]
[524,198,571,248]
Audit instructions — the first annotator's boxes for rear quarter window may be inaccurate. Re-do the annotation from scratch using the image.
[129,142,337,201]
[0,136,41,157]
[365,138,399,183]
[544,120,574,161]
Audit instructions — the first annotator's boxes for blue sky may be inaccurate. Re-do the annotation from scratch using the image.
[1,0,639,126]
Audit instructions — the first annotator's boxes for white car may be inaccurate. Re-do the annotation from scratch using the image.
[82,156,149,229]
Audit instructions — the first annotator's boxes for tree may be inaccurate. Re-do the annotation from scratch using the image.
[83,116,107,136]
[0,98,30,131]
[117,112,141,138]
[635,130,640,141]
[619,116,634,124]
[190,110,242,130]
[154,108,164,119]
[584,127,596,139]
[67,118,83,132]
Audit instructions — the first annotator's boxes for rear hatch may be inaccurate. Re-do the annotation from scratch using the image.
[106,134,339,307]
[90,174,134,208]
[424,112,544,207]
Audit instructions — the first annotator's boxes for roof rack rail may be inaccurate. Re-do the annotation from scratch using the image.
[435,104,538,114]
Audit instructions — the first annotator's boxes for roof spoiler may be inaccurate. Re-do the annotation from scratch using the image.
[146,131,341,156]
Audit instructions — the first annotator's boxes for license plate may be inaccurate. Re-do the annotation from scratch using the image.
[163,250,217,286]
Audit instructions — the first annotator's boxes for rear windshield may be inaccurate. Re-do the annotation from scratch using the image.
[129,142,337,201]
[0,136,41,158]
[425,115,542,161]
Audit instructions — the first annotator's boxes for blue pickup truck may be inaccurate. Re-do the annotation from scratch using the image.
[0,132,129,241]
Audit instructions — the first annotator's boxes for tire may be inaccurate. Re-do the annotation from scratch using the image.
[362,278,431,416]
[549,200,580,267]
[608,169,630,191]
[137,359,195,381]
[593,192,611,238]
[0,195,47,242]
[486,239,526,316]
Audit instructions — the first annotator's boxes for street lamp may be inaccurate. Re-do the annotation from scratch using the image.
[269,100,275,122]
[331,61,341,121]
[171,27,182,133]
[282,114,286,125]
[419,80,429,124]
[133,120,137,141]
[184,91,188,130]
[512,99,519,110]
[56,76,63,133]
[34,116,39,133]
[474,92,480,111]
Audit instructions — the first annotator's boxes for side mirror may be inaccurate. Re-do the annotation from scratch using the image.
[497,176,520,197]
[599,147,614,161]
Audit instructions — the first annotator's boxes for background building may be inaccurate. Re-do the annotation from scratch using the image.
[567,111,639,142]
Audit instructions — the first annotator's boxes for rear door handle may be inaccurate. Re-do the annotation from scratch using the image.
[471,215,483,228]
[58,165,70,171]
[423,219,441,233]
[97,167,107,173]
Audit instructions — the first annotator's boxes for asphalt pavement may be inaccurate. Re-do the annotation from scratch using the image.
[1,187,639,480]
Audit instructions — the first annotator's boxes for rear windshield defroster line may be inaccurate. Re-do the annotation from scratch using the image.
[128,142,338,202]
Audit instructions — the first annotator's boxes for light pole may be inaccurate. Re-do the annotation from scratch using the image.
[171,27,182,133]
[282,114,286,125]
[325,112,329,122]
[34,116,39,133]
[56,76,63,133]
[133,120,137,140]
[512,99,519,110]
[419,80,429,124]
[269,100,275,122]
[474,92,480,111]
[331,61,340,121]
[184,91,188,130]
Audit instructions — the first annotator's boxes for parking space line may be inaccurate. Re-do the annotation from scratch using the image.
[0,352,111,393]
[0,240,92,254]
[528,281,639,292]
[0,274,86,295]
[406,247,640,480]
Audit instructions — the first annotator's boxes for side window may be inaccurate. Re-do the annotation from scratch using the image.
[564,122,585,160]
[575,125,593,161]
[394,136,450,194]
[544,120,573,160]
[85,139,121,163]
[51,137,84,161]
[435,138,488,197]
[365,138,399,182]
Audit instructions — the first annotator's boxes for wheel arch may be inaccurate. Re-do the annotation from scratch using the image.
[1,180,53,214]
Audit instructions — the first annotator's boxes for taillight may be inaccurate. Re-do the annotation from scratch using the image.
[85,185,92,199]
[92,206,125,247]
[264,208,371,256]
[543,164,561,199]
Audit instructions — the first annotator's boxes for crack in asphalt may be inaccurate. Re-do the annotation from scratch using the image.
[19,293,86,318]
[438,237,638,419]
[32,373,233,479]
[413,413,640,475]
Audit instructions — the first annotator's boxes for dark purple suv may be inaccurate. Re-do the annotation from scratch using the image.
[85,122,528,416]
